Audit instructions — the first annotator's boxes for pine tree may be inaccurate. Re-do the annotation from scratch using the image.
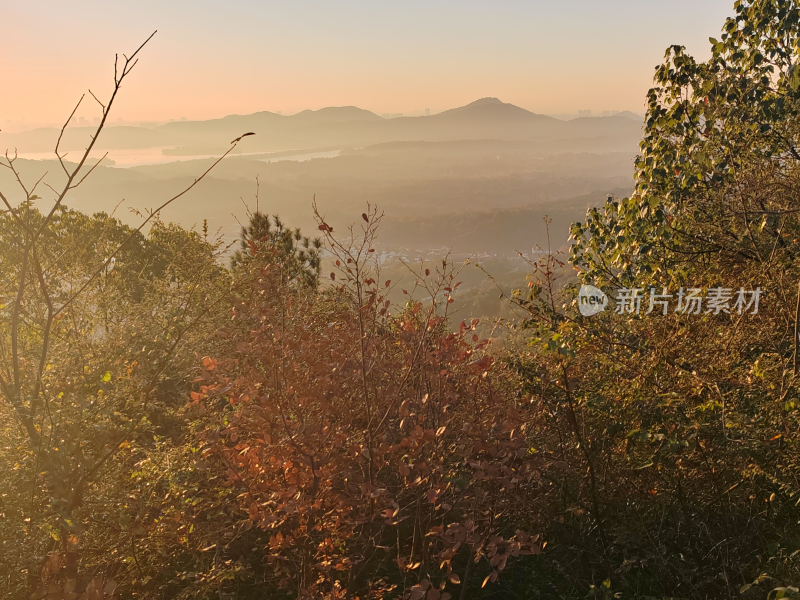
[230,212,322,288]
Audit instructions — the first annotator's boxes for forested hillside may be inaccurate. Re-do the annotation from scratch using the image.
[4,2,800,599]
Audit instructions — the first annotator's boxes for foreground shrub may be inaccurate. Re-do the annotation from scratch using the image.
[178,208,543,599]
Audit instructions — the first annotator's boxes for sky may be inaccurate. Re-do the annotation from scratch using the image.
[1,0,734,127]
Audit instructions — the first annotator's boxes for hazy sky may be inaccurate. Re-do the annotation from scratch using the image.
[2,0,734,125]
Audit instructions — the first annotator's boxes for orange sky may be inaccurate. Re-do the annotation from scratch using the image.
[1,1,734,128]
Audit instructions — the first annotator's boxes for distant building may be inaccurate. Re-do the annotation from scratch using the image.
[578,109,592,118]
[425,108,430,116]
[276,111,282,115]
[181,117,187,121]
[391,113,403,118]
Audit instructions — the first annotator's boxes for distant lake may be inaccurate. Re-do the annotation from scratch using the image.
[259,150,341,163]
[16,147,341,168]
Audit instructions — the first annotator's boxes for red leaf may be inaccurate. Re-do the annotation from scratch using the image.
[362,213,369,222]
[468,356,493,371]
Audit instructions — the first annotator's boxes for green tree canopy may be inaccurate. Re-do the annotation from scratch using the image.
[571,0,800,286]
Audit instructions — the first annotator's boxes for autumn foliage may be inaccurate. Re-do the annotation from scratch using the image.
[183,206,542,599]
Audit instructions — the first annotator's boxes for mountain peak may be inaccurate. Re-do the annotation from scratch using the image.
[291,106,382,123]
[466,97,504,106]
[435,98,553,123]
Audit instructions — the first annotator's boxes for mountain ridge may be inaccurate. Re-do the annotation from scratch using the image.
[0,98,642,155]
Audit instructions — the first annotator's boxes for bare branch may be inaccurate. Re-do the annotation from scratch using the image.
[55,94,85,162]
[36,32,158,242]
[3,151,48,207]
[88,89,106,112]
[71,153,108,189]
[54,136,251,316]
[0,189,34,236]
[28,171,48,198]
[0,32,159,447]
[119,31,155,79]
[31,247,54,414]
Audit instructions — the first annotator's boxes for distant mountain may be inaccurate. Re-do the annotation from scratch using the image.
[614,110,644,121]
[435,97,554,122]
[290,106,383,123]
[0,98,642,156]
